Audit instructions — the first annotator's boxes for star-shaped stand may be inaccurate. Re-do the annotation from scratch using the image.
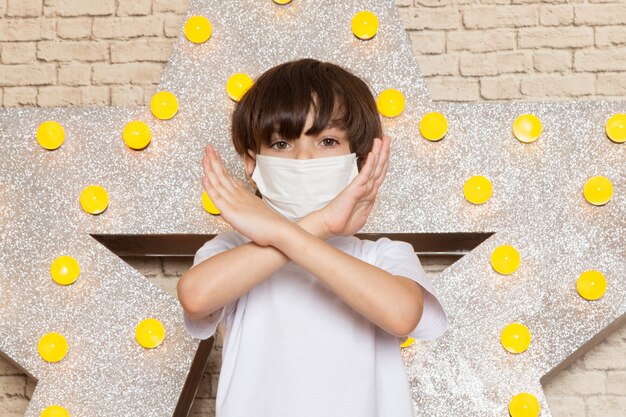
[0,1,623,416]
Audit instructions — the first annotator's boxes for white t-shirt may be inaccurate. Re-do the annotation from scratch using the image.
[183,230,448,417]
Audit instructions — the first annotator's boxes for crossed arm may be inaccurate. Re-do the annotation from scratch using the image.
[178,210,424,337]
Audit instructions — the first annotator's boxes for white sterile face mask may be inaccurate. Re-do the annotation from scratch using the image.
[251,152,359,222]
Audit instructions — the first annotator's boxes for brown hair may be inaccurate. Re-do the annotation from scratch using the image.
[231,58,382,172]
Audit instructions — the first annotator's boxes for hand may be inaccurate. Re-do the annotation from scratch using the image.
[201,144,289,247]
[316,135,391,238]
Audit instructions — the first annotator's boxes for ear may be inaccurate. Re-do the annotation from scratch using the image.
[243,149,257,182]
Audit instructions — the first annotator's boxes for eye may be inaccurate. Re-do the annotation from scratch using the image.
[321,137,339,147]
[270,140,290,150]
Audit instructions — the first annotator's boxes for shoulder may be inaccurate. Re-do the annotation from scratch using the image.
[193,230,250,266]
[327,235,416,266]
[358,236,417,263]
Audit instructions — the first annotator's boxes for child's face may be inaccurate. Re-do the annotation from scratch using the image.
[243,105,352,181]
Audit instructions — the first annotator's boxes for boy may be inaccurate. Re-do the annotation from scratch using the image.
[177,58,448,416]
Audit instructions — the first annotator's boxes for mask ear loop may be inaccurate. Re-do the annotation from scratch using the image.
[244,149,260,197]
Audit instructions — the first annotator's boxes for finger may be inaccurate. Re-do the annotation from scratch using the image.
[372,156,389,192]
[207,146,239,194]
[214,148,243,190]
[355,150,376,186]
[202,152,216,180]
[202,150,226,195]
[202,175,227,210]
[204,154,236,205]
[371,147,390,195]
[204,145,228,184]
[362,137,390,199]
[372,136,390,183]
[365,138,382,187]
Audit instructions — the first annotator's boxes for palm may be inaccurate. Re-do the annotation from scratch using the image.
[318,135,391,237]
[200,143,289,247]
[324,183,373,236]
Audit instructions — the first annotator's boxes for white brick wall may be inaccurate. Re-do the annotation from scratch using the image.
[0,1,624,416]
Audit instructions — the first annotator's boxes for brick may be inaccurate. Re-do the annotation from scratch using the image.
[408,31,446,55]
[587,396,626,417]
[37,40,107,62]
[574,5,626,26]
[460,53,499,76]
[146,276,177,298]
[463,6,536,29]
[542,395,585,417]
[117,0,152,17]
[0,355,22,376]
[0,0,6,16]
[415,0,474,6]
[584,339,626,370]
[6,0,42,17]
[533,49,572,72]
[110,39,172,63]
[58,64,91,86]
[164,15,185,38]
[448,29,516,52]
[574,49,626,72]
[543,360,605,395]
[512,0,573,3]
[539,5,574,26]
[48,0,115,17]
[92,16,163,39]
[56,17,92,40]
[460,51,530,76]
[25,376,36,400]
[474,0,510,4]
[596,26,626,47]
[480,76,522,100]
[496,51,532,73]
[606,371,626,395]
[79,85,109,105]
[598,72,626,95]
[37,85,81,106]
[153,0,191,14]
[1,42,37,64]
[518,27,593,48]
[416,54,458,76]
[121,256,162,277]
[0,395,30,417]
[92,63,163,85]
[163,257,192,277]
[606,323,626,344]
[143,84,159,103]
[0,375,25,396]
[2,86,37,106]
[399,7,459,30]
[426,76,480,101]
[520,74,595,97]
[0,18,56,41]
[0,63,55,86]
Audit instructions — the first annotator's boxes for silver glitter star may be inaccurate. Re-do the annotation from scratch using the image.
[0,1,623,416]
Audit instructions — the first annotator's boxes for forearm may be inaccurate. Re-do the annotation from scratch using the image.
[271,221,424,337]
[178,213,330,320]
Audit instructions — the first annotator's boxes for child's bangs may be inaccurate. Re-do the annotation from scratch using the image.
[253,82,349,149]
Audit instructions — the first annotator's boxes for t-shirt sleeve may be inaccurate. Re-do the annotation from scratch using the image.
[374,237,449,340]
[182,231,241,340]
